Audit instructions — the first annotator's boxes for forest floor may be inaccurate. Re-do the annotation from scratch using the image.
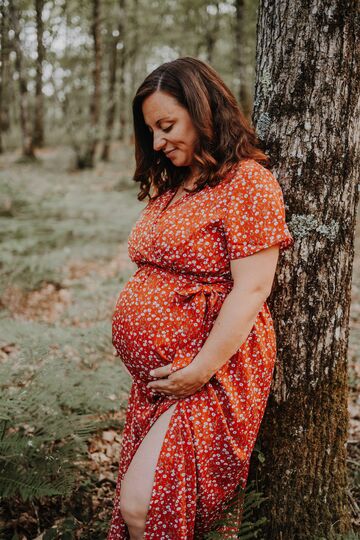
[0,142,359,539]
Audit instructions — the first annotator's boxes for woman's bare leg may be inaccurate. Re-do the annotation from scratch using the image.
[119,402,178,539]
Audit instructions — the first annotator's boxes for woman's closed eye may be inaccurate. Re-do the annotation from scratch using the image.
[146,125,173,134]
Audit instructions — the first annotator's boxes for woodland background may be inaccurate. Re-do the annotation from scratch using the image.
[0,0,359,539]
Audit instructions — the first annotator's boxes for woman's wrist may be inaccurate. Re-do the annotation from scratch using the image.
[190,355,218,384]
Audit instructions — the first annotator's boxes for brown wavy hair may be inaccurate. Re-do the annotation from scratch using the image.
[132,56,269,201]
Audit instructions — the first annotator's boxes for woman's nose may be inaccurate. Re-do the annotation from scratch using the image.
[153,134,166,152]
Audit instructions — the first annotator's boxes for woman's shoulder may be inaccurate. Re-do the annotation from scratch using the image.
[223,158,282,196]
[228,158,273,180]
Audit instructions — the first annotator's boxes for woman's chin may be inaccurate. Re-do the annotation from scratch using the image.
[171,156,190,167]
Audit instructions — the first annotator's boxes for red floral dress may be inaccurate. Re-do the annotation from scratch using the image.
[107,158,294,539]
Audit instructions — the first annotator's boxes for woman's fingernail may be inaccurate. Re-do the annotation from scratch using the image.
[149,370,155,376]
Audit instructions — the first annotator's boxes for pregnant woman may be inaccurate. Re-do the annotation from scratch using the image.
[107,57,294,540]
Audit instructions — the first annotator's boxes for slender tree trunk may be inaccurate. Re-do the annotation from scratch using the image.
[0,4,5,153]
[9,3,35,158]
[101,24,120,160]
[60,0,71,121]
[128,0,138,107]
[91,0,101,154]
[234,0,252,120]
[248,1,359,538]
[117,0,126,142]
[33,0,45,147]
[204,2,220,64]
[0,2,10,141]
[79,0,101,168]
[194,39,202,58]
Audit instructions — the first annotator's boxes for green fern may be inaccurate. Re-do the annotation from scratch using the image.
[204,481,268,539]
[0,319,130,501]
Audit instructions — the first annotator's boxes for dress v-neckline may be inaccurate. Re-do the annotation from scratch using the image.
[161,187,192,213]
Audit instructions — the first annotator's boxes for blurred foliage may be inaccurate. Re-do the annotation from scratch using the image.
[1,0,257,152]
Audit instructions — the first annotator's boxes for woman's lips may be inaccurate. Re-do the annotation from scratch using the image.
[165,149,177,157]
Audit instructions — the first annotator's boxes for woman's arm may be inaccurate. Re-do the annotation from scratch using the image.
[191,244,280,382]
[147,244,281,396]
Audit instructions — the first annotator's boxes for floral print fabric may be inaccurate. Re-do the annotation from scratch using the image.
[107,158,294,539]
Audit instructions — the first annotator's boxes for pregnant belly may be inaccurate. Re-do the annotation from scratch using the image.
[112,266,232,384]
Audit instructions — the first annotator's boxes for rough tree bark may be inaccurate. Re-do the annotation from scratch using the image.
[234,0,252,120]
[9,3,35,158]
[33,0,45,147]
[247,1,359,538]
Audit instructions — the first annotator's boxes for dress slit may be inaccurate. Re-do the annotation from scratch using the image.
[121,399,181,536]
[143,400,184,538]
[142,398,199,539]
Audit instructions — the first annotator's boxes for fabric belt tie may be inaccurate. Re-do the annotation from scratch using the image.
[173,282,230,323]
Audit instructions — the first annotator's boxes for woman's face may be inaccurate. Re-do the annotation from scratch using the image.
[142,91,198,169]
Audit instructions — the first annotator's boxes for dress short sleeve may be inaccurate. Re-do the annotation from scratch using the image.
[222,161,294,259]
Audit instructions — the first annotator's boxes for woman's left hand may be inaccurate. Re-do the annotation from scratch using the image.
[147,362,211,399]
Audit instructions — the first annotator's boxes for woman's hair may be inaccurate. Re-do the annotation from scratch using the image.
[132,56,270,201]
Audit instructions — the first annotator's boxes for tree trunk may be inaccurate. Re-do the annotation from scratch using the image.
[0,1,10,144]
[128,0,138,110]
[101,29,118,161]
[0,4,5,153]
[9,3,35,159]
[117,0,126,142]
[248,0,359,538]
[102,0,126,160]
[204,2,220,64]
[234,0,252,120]
[78,0,101,169]
[33,0,45,148]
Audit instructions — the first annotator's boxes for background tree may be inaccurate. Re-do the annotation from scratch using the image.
[0,0,257,161]
[76,0,102,168]
[233,0,253,119]
[9,2,35,159]
[33,0,45,147]
[0,1,11,153]
[204,2,220,64]
[249,0,360,537]
[0,6,4,154]
[117,0,127,141]
[101,0,123,161]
